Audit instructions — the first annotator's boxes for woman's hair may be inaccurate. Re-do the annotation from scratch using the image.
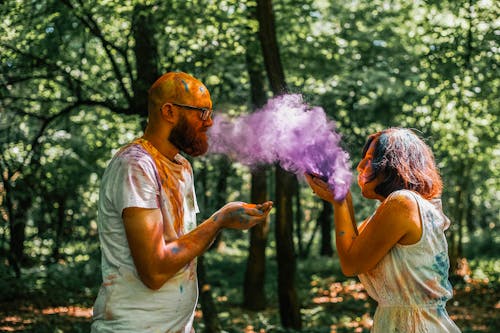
[361,128,442,199]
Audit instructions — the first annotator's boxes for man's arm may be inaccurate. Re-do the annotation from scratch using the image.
[123,201,272,290]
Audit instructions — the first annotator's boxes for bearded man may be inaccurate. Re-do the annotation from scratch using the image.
[91,72,272,333]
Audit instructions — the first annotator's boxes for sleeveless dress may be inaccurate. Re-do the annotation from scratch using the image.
[358,190,461,333]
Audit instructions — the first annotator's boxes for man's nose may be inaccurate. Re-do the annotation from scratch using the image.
[204,115,213,127]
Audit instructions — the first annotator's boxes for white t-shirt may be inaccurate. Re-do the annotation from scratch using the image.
[92,139,199,333]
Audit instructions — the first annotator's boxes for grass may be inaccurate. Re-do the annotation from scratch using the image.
[0,242,498,332]
[194,244,499,332]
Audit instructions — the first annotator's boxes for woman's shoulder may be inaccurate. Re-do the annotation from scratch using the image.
[375,190,420,227]
[383,190,419,209]
[380,190,423,245]
[387,189,418,198]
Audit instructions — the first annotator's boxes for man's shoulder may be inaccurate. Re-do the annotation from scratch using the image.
[114,143,154,162]
[106,143,156,173]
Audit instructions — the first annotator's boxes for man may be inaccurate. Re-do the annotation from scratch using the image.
[91,72,272,332]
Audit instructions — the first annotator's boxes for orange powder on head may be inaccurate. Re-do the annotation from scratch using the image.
[148,72,212,108]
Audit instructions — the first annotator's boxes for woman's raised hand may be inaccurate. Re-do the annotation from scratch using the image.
[305,173,336,203]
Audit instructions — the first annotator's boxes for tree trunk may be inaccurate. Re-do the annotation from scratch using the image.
[132,3,159,118]
[319,200,334,256]
[255,0,286,94]
[243,11,270,310]
[255,0,301,328]
[244,167,269,310]
[449,161,469,276]
[195,162,222,332]
[275,167,301,328]
[52,198,66,261]
[295,176,303,256]
[197,255,222,333]
[210,157,231,251]
[5,180,30,277]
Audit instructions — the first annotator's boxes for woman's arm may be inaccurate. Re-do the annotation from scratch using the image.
[333,191,421,276]
[345,191,358,235]
[305,174,421,276]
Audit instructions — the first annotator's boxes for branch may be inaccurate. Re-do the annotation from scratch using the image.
[4,105,47,121]
[0,43,104,98]
[5,96,73,104]
[1,74,56,86]
[123,12,135,82]
[20,101,89,174]
[3,97,129,118]
[61,0,133,103]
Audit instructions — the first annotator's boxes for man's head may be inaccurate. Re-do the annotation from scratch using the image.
[147,72,213,156]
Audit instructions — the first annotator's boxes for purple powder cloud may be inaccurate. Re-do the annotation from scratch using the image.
[207,94,352,200]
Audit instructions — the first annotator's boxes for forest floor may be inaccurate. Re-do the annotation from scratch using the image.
[0,256,498,332]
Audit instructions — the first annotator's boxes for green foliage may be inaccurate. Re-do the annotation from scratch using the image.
[0,246,100,305]
[0,0,498,331]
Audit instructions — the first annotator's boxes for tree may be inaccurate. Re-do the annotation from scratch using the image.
[319,200,334,256]
[243,2,271,310]
[1,1,498,331]
[255,0,301,328]
[0,0,155,274]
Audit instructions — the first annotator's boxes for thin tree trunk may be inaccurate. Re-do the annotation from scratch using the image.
[449,161,468,276]
[244,167,269,310]
[295,177,303,256]
[197,255,221,333]
[210,158,231,251]
[255,0,301,328]
[132,3,159,119]
[275,167,301,328]
[195,161,222,332]
[319,200,334,256]
[304,219,321,258]
[52,199,66,261]
[255,0,286,94]
[6,180,29,277]
[243,12,271,309]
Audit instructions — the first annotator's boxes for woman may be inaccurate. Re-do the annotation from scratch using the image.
[306,128,461,332]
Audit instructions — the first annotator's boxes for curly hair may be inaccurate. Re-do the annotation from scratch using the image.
[361,128,442,199]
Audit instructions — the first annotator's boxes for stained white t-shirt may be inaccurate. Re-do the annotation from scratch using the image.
[92,139,199,333]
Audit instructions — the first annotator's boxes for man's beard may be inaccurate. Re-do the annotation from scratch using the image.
[169,115,209,157]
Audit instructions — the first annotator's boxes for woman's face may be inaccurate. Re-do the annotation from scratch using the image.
[357,140,385,201]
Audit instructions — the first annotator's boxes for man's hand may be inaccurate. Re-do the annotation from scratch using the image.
[210,201,273,230]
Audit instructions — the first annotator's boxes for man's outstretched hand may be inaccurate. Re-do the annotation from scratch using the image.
[210,201,273,230]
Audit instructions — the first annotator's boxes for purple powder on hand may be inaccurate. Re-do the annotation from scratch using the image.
[207,94,352,200]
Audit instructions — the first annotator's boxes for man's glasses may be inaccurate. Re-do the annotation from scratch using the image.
[169,102,213,121]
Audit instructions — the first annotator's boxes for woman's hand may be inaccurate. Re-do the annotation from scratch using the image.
[305,173,336,203]
[210,201,273,230]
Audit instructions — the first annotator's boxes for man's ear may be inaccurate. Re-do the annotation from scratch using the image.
[160,103,177,124]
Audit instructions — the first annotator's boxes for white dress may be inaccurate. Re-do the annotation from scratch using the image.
[358,190,461,333]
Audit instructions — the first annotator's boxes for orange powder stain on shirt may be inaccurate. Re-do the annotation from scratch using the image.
[134,138,186,236]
